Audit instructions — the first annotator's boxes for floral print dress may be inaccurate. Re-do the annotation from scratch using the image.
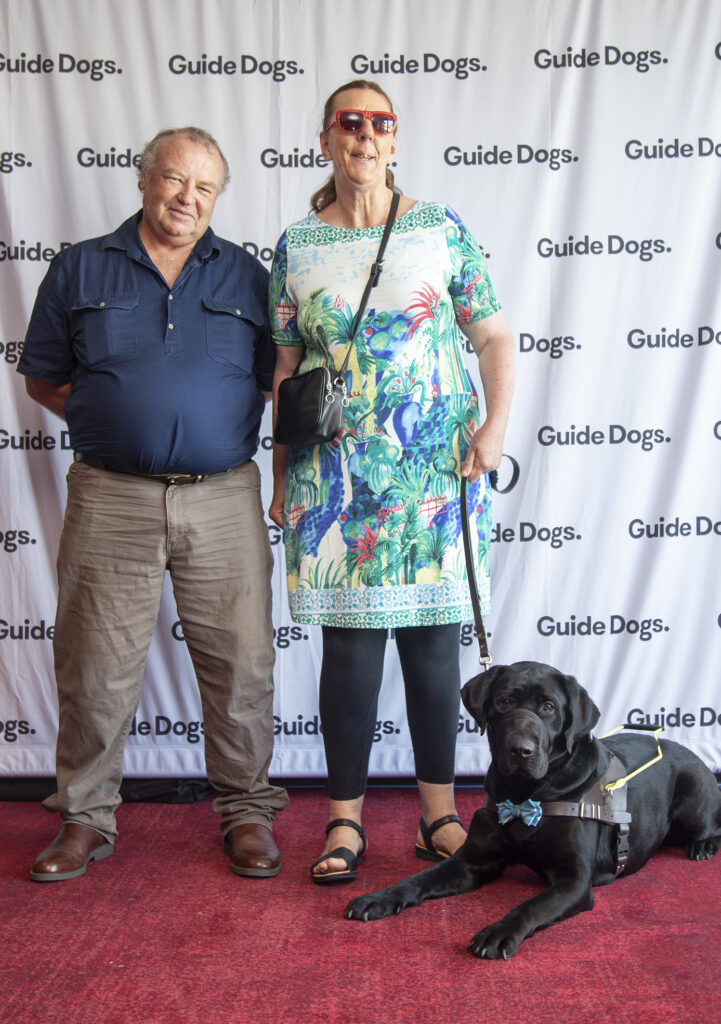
[270,201,501,628]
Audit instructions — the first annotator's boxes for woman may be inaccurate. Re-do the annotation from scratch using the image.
[269,80,514,883]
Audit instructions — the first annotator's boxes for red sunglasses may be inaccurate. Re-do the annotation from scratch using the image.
[327,109,397,135]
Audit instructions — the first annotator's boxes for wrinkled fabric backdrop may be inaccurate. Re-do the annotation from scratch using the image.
[1,0,720,781]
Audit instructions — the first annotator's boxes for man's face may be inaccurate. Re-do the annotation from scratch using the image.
[139,134,225,247]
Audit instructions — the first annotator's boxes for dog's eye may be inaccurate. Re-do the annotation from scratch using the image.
[541,701,556,713]
[496,696,516,710]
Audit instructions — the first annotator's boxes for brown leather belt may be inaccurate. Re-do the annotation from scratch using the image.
[74,452,234,487]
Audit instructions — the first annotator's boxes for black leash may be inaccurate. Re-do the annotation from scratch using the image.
[460,474,492,669]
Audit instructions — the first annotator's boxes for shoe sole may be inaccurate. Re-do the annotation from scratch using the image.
[229,862,281,878]
[311,869,357,885]
[414,844,449,863]
[29,842,114,882]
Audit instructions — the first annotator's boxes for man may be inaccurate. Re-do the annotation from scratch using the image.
[18,127,288,881]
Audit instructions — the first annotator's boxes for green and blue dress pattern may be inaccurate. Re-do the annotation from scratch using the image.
[270,201,501,628]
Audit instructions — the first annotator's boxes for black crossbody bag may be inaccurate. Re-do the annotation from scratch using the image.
[274,188,401,448]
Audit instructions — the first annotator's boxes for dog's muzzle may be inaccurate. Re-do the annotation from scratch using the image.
[492,710,550,778]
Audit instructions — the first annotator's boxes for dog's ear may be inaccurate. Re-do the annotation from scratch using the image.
[561,673,601,752]
[461,665,507,734]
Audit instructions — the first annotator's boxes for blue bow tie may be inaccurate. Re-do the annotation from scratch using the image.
[496,798,543,827]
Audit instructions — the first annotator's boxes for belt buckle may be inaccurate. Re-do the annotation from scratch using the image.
[166,473,207,486]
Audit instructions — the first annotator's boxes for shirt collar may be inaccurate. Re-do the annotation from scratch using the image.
[100,210,221,263]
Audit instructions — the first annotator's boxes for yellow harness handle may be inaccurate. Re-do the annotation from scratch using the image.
[598,725,664,792]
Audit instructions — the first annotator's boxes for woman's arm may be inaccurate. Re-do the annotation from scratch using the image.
[268,344,305,527]
[459,310,515,482]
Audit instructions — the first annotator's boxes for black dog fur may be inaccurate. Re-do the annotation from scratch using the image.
[345,661,721,958]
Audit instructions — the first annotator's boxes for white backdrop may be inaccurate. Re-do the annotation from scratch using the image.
[2,0,720,783]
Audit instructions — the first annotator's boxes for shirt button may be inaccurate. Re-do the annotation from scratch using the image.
[168,324,174,330]
[235,309,242,316]
[99,301,106,307]
[169,294,174,300]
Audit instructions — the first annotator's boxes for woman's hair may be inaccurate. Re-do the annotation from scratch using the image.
[310,79,396,213]
[138,127,230,193]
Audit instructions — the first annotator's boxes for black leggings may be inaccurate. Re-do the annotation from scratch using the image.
[319,623,461,801]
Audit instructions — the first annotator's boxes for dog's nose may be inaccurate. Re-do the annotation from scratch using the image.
[509,740,534,761]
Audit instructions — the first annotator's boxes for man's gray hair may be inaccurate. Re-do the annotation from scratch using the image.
[138,127,230,192]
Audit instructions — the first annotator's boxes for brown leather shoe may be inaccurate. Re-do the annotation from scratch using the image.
[224,823,281,878]
[30,822,114,882]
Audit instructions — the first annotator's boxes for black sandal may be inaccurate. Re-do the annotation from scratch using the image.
[310,818,367,885]
[415,814,463,862]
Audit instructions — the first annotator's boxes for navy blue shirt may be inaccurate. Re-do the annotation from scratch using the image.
[18,212,274,475]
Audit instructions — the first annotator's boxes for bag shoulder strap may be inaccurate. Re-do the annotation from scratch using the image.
[347,186,401,341]
[290,187,402,378]
[460,475,492,667]
[335,187,401,376]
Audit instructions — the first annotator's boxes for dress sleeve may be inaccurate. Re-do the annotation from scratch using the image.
[445,206,502,328]
[268,231,302,346]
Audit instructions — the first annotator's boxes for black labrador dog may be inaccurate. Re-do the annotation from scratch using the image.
[345,661,721,958]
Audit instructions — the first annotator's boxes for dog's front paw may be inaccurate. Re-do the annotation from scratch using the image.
[345,891,402,922]
[468,923,522,960]
[686,837,719,861]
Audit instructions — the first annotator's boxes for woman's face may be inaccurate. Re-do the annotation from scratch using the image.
[320,87,397,192]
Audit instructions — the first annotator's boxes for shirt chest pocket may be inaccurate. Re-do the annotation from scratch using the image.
[71,294,139,368]
[203,296,264,375]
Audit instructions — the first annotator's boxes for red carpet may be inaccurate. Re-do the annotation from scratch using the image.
[2,788,718,1024]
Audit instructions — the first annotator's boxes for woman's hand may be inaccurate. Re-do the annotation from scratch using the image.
[461,421,505,482]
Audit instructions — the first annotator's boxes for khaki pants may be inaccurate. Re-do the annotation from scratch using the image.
[43,459,288,841]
